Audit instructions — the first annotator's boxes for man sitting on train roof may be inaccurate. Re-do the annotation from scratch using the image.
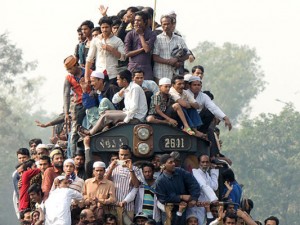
[132,68,159,109]
[146,77,195,136]
[186,76,232,132]
[78,69,147,136]
[168,75,205,138]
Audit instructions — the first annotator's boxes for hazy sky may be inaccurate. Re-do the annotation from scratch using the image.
[1,0,300,117]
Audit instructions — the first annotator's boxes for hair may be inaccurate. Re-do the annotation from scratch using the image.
[118,69,132,83]
[120,144,131,151]
[74,150,85,157]
[104,213,117,223]
[160,15,173,24]
[198,154,209,162]
[112,18,122,27]
[40,155,51,164]
[223,212,238,223]
[80,210,88,220]
[203,90,214,100]
[81,20,94,30]
[264,216,279,225]
[17,148,30,156]
[28,184,42,195]
[183,68,190,74]
[145,219,157,225]
[222,168,236,182]
[98,16,113,26]
[19,208,31,220]
[20,221,31,225]
[117,9,127,20]
[141,162,155,171]
[23,159,36,170]
[142,7,154,20]
[15,162,24,170]
[135,11,149,24]
[240,198,254,214]
[126,6,139,14]
[92,27,101,33]
[29,138,42,147]
[192,65,204,74]
[132,68,144,77]
[77,26,82,33]
[171,75,184,84]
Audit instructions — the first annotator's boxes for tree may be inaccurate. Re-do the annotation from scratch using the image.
[0,33,51,224]
[190,41,266,123]
[222,105,300,225]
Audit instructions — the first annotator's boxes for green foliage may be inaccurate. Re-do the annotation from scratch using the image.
[0,32,51,224]
[190,41,266,123]
[222,105,300,225]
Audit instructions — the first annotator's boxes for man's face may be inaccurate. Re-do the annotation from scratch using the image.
[105,218,117,225]
[165,158,176,173]
[74,155,85,168]
[151,156,161,170]
[119,149,130,160]
[193,68,204,78]
[173,79,185,94]
[161,17,173,33]
[187,217,198,225]
[100,23,112,37]
[93,167,105,180]
[92,30,100,38]
[29,192,40,203]
[66,66,78,75]
[30,143,37,152]
[23,211,31,222]
[159,84,171,94]
[125,10,135,24]
[227,204,236,214]
[36,148,48,160]
[116,75,126,88]
[91,76,104,91]
[224,218,236,225]
[39,159,50,173]
[211,206,218,218]
[81,25,91,38]
[134,15,146,31]
[142,166,154,181]
[64,162,75,176]
[133,72,144,86]
[17,165,24,176]
[78,31,85,42]
[199,155,210,171]
[18,154,29,163]
[112,25,120,35]
[85,210,96,222]
[189,80,202,94]
[265,220,277,225]
[136,218,147,225]
[52,154,64,168]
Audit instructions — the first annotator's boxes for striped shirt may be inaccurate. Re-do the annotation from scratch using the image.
[153,32,189,79]
[142,184,155,217]
[111,165,142,211]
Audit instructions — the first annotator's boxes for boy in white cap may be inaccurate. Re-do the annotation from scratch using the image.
[45,175,83,225]
[147,77,195,135]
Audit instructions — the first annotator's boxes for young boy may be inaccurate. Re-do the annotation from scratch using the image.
[146,77,195,135]
[44,176,83,225]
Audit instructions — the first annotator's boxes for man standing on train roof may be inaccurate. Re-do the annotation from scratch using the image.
[125,10,157,80]
[63,55,91,156]
[85,16,126,84]
[153,15,191,82]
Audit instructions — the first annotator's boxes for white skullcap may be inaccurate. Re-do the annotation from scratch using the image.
[159,77,171,85]
[56,175,66,181]
[63,158,75,166]
[167,10,176,17]
[184,74,193,81]
[36,144,48,150]
[91,71,105,79]
[189,76,201,83]
[93,161,106,168]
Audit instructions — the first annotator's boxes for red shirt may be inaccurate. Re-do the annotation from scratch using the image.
[42,167,62,200]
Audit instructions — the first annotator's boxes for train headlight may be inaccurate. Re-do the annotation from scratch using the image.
[137,143,150,155]
[137,127,150,140]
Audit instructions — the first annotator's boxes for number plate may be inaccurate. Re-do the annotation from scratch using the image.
[95,136,128,150]
[159,135,191,151]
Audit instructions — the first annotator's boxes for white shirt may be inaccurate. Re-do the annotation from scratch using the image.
[141,80,159,94]
[45,188,82,225]
[187,89,226,120]
[169,87,197,103]
[86,34,126,80]
[112,82,148,123]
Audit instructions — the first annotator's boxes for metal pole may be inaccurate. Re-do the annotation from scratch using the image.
[152,0,157,31]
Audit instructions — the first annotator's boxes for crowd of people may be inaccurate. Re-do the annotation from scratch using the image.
[13,4,280,225]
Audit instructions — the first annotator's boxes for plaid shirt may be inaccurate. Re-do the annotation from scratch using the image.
[148,91,174,115]
[153,32,189,79]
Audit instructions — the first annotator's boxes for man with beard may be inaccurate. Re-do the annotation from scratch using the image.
[77,209,97,225]
[74,150,87,180]
[61,159,84,193]
[42,148,64,200]
[187,154,219,225]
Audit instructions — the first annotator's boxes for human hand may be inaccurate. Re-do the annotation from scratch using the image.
[168,57,178,66]
[188,200,197,208]
[168,118,178,127]
[224,116,232,131]
[178,201,187,212]
[35,120,47,128]
[83,136,91,149]
[79,77,89,93]
[125,159,133,170]
[180,195,191,202]
[98,4,108,16]
[224,181,233,191]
